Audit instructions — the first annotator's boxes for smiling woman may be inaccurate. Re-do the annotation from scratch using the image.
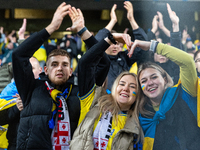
[67,6,143,150]
[138,62,173,109]
[130,39,200,150]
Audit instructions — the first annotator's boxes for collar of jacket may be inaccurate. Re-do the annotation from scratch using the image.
[39,72,75,92]
[108,54,118,60]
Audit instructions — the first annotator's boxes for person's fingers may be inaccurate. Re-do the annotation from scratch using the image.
[69,7,75,18]
[77,9,83,18]
[58,2,67,8]
[128,42,136,58]
[68,8,73,19]
[71,7,78,17]
[17,98,21,102]
[157,11,162,18]
[57,2,68,14]
[166,3,172,13]
[124,1,132,10]
[111,4,117,11]
[13,93,19,98]
[60,5,71,18]
[127,1,132,8]
[22,19,27,29]
[62,11,69,18]
[18,103,23,111]
[125,35,131,48]
[66,27,72,31]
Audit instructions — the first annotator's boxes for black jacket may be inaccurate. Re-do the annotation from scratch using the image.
[0,105,20,150]
[95,28,149,90]
[12,29,80,150]
[78,36,110,96]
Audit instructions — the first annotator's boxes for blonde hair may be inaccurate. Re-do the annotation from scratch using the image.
[137,62,174,117]
[98,71,143,142]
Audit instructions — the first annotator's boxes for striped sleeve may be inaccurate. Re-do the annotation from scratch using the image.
[78,84,96,125]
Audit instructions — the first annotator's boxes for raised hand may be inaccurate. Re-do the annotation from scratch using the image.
[182,29,189,44]
[0,27,3,34]
[124,1,133,21]
[105,4,117,31]
[112,33,132,50]
[124,1,138,30]
[151,15,158,34]
[157,10,170,37]
[8,30,16,43]
[67,7,85,33]
[13,94,23,111]
[124,28,129,34]
[157,11,164,29]
[110,4,117,23]
[167,3,179,32]
[46,2,71,35]
[18,18,27,39]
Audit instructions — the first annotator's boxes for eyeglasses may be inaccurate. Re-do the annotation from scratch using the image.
[195,58,200,63]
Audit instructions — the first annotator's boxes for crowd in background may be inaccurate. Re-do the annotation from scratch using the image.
[0,1,200,150]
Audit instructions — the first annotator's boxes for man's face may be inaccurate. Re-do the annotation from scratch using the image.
[29,57,42,79]
[44,55,72,87]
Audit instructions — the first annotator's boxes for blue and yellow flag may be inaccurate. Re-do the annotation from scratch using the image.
[33,45,47,62]
[0,81,18,148]
[140,82,181,150]
[0,81,18,111]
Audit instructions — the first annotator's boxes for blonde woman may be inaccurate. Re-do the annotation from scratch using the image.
[67,7,143,150]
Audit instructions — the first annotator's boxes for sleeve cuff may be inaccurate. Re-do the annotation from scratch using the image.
[150,40,159,53]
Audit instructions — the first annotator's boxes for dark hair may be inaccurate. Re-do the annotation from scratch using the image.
[46,49,71,66]
[194,50,200,60]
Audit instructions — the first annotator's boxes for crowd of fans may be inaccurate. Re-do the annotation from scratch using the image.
[0,1,200,150]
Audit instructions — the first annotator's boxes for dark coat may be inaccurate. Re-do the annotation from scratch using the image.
[12,29,80,150]
[95,28,149,90]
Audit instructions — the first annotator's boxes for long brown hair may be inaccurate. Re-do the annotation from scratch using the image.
[98,71,143,141]
[137,62,174,117]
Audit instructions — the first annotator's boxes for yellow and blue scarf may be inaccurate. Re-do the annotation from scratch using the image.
[45,81,72,150]
[45,81,72,129]
[139,85,180,149]
[140,78,200,150]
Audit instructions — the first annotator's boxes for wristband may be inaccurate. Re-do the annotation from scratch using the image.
[77,27,87,36]
[108,32,117,44]
[150,40,159,53]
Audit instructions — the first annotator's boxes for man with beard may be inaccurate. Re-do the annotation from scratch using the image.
[12,3,80,150]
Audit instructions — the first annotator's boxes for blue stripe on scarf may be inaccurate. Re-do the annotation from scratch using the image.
[45,81,70,129]
[49,107,58,129]
[139,86,180,139]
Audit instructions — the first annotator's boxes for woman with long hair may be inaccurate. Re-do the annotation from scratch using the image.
[68,7,143,150]
[129,39,200,150]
